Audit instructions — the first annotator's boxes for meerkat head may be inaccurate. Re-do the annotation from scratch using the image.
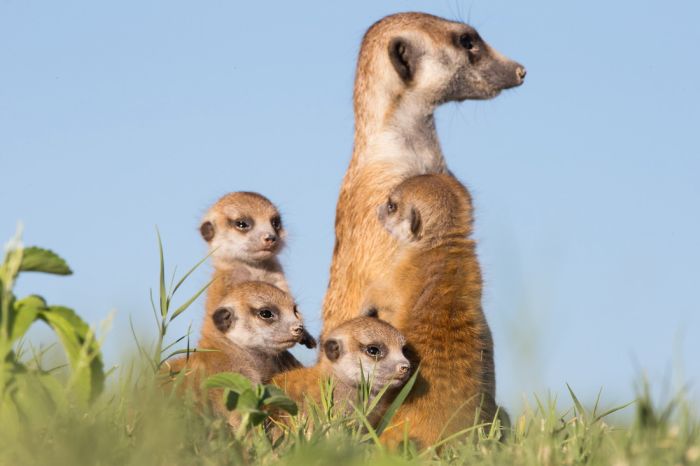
[321,316,410,393]
[200,192,285,266]
[358,12,525,111]
[209,281,316,354]
[378,174,473,243]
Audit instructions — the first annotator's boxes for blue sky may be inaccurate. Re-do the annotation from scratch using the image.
[1,0,698,413]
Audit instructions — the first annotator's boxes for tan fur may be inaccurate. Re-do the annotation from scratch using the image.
[164,282,309,425]
[362,174,497,448]
[322,12,524,336]
[271,317,410,426]
[200,192,315,366]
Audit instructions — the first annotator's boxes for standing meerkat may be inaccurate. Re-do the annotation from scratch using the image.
[200,192,316,350]
[322,12,525,335]
[363,174,497,447]
[271,316,410,425]
[164,281,310,424]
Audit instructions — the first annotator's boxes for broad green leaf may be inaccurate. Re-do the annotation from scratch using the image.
[263,395,298,415]
[40,306,105,403]
[19,247,72,275]
[224,390,240,411]
[10,295,45,343]
[203,372,254,394]
[247,409,268,426]
[235,388,260,412]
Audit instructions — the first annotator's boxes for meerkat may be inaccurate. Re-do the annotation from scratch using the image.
[322,12,525,336]
[200,192,316,353]
[361,174,500,447]
[270,316,411,425]
[164,281,311,424]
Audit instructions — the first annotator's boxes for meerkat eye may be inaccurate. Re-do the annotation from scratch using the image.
[229,218,251,231]
[258,308,274,319]
[387,200,397,214]
[271,216,282,231]
[459,33,475,51]
[365,345,382,358]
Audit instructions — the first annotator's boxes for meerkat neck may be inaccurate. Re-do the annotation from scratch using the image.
[352,79,446,173]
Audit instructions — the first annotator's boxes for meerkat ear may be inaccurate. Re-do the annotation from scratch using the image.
[300,330,317,349]
[200,221,215,242]
[212,307,235,332]
[323,339,342,362]
[389,37,415,83]
[410,207,422,239]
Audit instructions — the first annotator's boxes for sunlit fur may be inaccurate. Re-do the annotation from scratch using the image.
[164,282,308,425]
[200,192,309,369]
[271,317,410,425]
[321,12,524,337]
[363,174,498,448]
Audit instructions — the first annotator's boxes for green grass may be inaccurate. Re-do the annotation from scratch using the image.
[0,361,698,466]
[1,229,698,465]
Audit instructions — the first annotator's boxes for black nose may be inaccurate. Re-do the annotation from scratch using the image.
[291,325,303,336]
[398,363,410,374]
[263,234,277,244]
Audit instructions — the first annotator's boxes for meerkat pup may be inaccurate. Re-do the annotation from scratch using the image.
[362,174,498,448]
[164,281,311,424]
[200,191,316,351]
[322,12,525,336]
[270,316,411,425]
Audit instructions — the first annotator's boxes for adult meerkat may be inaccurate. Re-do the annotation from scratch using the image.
[362,174,497,447]
[164,281,310,424]
[200,192,316,351]
[271,316,410,425]
[322,12,525,335]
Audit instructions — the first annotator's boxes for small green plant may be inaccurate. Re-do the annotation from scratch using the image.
[0,226,105,423]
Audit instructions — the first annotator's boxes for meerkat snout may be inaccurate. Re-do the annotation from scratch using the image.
[516,66,527,81]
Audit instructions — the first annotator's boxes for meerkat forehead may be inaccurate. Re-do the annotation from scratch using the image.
[328,317,406,348]
[216,281,294,311]
[399,175,471,214]
[209,192,280,221]
[364,12,468,48]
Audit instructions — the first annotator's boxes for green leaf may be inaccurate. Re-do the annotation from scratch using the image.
[171,249,215,297]
[157,229,167,318]
[566,383,588,423]
[19,247,72,275]
[235,389,260,412]
[263,395,298,416]
[39,306,105,403]
[9,295,45,343]
[203,372,254,394]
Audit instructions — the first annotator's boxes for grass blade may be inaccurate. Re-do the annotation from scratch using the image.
[169,279,213,322]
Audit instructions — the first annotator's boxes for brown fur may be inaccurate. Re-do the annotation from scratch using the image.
[363,174,497,448]
[201,192,315,363]
[164,282,309,424]
[322,12,525,336]
[271,317,410,426]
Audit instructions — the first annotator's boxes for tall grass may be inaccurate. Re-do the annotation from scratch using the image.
[0,230,697,465]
